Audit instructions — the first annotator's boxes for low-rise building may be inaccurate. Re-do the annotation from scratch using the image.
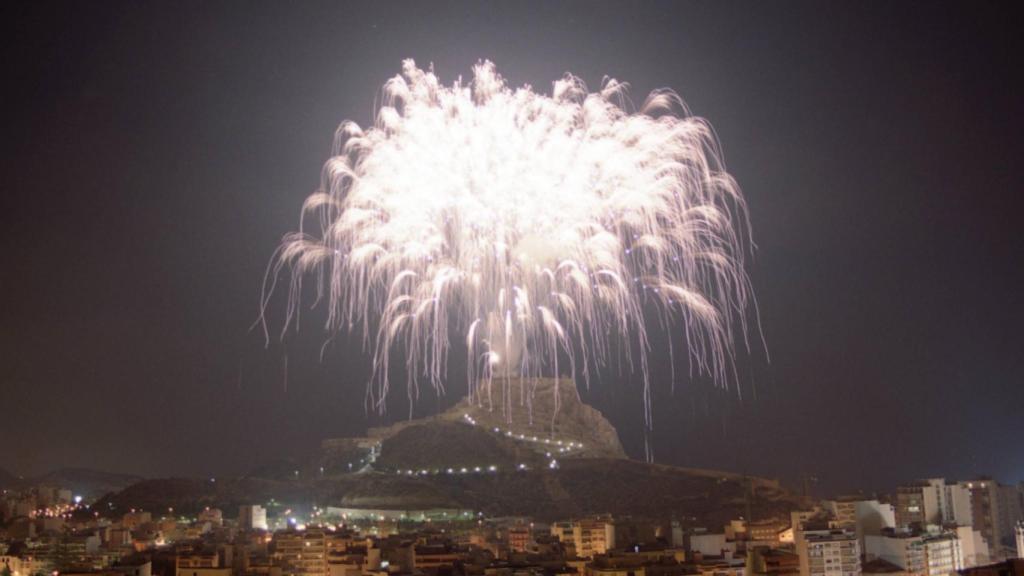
[551,516,615,559]
[274,529,328,576]
[413,543,460,571]
[865,533,926,576]
[748,547,800,576]
[860,559,907,576]
[921,533,959,576]
[795,528,861,576]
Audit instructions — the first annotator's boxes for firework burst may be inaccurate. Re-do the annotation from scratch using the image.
[264,60,756,440]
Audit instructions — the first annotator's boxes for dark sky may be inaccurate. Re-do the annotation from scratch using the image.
[2,1,1021,496]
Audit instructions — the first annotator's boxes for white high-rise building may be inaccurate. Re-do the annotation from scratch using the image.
[894,479,973,530]
[239,505,268,531]
[946,484,973,527]
[955,525,990,568]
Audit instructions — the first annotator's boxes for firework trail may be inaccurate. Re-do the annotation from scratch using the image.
[263,60,757,442]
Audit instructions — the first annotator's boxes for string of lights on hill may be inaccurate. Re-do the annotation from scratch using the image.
[381,413,586,476]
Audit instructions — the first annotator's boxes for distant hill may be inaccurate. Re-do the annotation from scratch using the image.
[29,467,143,499]
[94,477,307,517]
[96,459,802,526]
[0,467,140,500]
[244,459,307,482]
[95,379,806,525]
[0,467,20,489]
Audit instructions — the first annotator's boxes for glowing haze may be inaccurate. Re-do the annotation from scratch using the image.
[266,60,756,440]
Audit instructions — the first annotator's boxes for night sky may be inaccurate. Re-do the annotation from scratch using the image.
[2,1,1021,495]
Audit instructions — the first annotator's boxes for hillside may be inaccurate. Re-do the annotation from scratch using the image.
[334,458,802,526]
[0,467,20,489]
[319,378,626,474]
[31,468,143,499]
[97,459,802,526]
[96,378,805,525]
[94,477,307,516]
[374,420,548,472]
[0,467,140,499]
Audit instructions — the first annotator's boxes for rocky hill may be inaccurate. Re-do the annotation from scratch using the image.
[449,377,628,460]
[316,378,625,476]
[94,379,806,525]
[96,459,801,526]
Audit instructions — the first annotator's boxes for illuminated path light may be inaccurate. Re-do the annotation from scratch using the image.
[265,60,758,458]
[461,413,583,458]
[389,461,542,476]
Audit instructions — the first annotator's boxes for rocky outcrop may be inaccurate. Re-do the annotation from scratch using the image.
[95,380,802,525]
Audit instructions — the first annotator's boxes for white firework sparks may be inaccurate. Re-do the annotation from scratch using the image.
[264,60,756,436]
